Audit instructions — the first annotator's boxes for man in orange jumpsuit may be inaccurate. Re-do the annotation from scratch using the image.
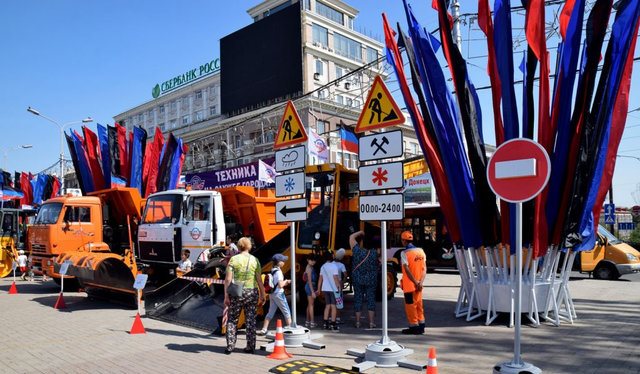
[400,231,426,334]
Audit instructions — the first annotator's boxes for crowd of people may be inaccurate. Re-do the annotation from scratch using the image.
[221,229,427,354]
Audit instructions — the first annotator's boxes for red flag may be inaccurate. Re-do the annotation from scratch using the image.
[51,176,60,198]
[431,0,453,27]
[83,126,106,190]
[478,0,504,146]
[383,13,461,243]
[593,18,640,225]
[143,127,164,198]
[20,172,33,205]
[116,123,129,184]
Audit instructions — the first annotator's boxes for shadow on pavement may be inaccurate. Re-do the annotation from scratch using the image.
[0,280,59,294]
[165,343,218,354]
[30,294,127,311]
[145,327,216,340]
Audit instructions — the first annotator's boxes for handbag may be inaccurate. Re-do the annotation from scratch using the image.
[227,256,252,297]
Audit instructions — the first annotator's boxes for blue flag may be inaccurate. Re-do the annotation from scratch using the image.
[97,124,111,189]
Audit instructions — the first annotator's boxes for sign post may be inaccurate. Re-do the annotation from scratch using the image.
[348,114,423,371]
[54,260,72,309]
[487,138,550,374]
[271,101,323,349]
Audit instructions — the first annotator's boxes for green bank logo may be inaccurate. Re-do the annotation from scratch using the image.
[152,58,220,98]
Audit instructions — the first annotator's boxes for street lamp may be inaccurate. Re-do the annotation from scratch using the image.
[2,144,33,170]
[27,106,92,193]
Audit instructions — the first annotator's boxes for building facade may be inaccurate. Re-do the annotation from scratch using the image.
[113,0,422,174]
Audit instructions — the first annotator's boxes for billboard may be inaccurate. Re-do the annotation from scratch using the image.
[220,4,303,115]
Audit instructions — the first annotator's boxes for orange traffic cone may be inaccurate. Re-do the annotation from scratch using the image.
[129,312,146,334]
[53,292,66,309]
[426,347,438,374]
[8,281,18,294]
[267,319,292,360]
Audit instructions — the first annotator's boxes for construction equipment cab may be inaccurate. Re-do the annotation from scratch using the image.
[137,189,226,278]
[575,225,640,280]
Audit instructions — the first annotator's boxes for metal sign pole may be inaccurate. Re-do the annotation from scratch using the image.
[380,221,389,345]
[513,202,523,366]
[290,221,297,328]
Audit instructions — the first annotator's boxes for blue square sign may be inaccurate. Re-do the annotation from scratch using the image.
[604,203,615,225]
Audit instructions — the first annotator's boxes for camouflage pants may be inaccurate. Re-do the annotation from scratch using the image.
[226,287,258,350]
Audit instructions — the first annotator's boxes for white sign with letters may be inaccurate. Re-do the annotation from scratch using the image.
[59,260,72,276]
[359,194,404,221]
[133,274,149,290]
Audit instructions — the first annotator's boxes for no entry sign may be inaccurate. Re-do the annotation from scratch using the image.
[487,138,551,203]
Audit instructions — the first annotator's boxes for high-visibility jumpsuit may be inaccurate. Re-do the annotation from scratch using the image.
[400,246,426,326]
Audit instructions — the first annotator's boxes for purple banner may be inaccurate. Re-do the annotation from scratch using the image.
[186,158,275,190]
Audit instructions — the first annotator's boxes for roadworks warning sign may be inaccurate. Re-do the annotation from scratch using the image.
[355,75,405,133]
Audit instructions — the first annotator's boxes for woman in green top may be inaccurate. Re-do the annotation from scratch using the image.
[224,237,265,354]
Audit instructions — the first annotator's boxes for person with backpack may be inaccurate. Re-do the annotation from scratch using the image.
[257,253,291,335]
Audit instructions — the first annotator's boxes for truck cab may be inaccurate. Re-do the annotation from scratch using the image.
[28,195,104,279]
[137,189,226,275]
[575,225,640,280]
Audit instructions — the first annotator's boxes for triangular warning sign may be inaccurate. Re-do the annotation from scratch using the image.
[355,75,405,133]
[274,101,308,150]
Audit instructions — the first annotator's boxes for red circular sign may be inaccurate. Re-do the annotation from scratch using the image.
[487,138,551,203]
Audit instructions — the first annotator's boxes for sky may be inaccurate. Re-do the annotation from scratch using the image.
[1,0,639,207]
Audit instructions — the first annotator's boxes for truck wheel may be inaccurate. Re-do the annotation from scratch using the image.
[594,262,620,280]
[376,268,397,301]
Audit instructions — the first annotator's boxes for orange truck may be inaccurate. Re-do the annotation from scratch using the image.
[28,188,144,292]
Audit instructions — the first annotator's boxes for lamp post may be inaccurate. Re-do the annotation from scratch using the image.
[27,107,92,193]
[2,144,33,170]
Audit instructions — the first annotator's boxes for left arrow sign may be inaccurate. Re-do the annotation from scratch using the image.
[275,198,308,223]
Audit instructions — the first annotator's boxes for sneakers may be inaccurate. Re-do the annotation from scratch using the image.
[330,322,340,331]
[304,321,316,328]
[323,320,330,330]
[256,329,267,336]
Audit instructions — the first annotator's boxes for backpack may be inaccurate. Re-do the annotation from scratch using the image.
[264,268,278,294]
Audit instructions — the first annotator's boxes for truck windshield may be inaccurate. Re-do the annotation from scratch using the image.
[35,203,63,224]
[142,194,182,224]
[598,225,621,244]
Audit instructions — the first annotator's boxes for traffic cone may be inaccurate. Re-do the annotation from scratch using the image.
[129,312,146,334]
[426,347,438,374]
[8,281,18,294]
[266,319,292,360]
[54,292,66,309]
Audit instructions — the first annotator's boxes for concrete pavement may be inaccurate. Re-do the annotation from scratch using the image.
[1,271,638,373]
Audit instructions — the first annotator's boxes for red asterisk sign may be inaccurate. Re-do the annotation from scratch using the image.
[371,167,388,186]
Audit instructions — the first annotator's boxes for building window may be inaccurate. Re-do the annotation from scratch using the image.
[159,105,165,114]
[209,86,217,96]
[169,119,177,129]
[367,47,379,67]
[317,89,327,99]
[316,120,328,134]
[195,90,202,100]
[170,100,177,111]
[347,16,354,29]
[334,33,362,61]
[158,122,164,131]
[316,1,343,25]
[265,130,275,142]
[195,110,204,122]
[336,95,344,105]
[209,106,217,116]
[315,59,324,76]
[182,115,190,125]
[312,24,329,47]
[138,113,143,122]
[346,98,353,107]
[335,66,343,79]
[354,99,361,108]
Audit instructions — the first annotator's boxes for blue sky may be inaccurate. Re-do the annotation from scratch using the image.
[1,0,639,207]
